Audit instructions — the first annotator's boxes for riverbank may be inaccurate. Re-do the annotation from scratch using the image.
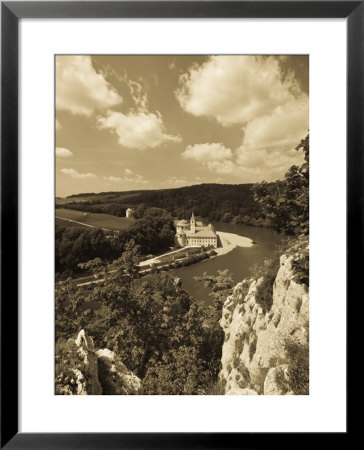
[139,246,198,268]
[75,230,256,288]
[215,231,253,256]
[138,231,254,268]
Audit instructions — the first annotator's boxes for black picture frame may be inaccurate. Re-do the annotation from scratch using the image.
[1,1,357,447]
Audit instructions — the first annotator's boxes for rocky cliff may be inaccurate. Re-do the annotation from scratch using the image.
[219,254,309,395]
[55,329,142,395]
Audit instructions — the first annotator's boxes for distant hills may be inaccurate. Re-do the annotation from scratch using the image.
[56,183,260,223]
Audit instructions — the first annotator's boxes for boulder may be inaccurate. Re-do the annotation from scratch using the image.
[56,329,142,395]
[74,329,103,395]
[96,348,142,395]
[226,387,258,395]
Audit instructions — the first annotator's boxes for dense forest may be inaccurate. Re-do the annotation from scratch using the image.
[56,183,264,225]
[56,244,226,395]
[55,134,309,395]
[56,207,176,278]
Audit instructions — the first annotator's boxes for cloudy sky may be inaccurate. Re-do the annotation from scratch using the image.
[56,55,308,197]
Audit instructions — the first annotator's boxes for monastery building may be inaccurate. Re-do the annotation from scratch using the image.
[175,211,218,248]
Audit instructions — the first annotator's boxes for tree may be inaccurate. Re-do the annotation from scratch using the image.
[143,346,210,394]
[55,278,83,340]
[78,257,105,278]
[56,234,225,395]
[194,269,235,309]
[92,270,192,378]
[55,226,125,276]
[126,208,175,255]
[252,133,309,235]
[110,239,141,282]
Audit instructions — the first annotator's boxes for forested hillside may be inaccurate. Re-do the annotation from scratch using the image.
[56,183,261,224]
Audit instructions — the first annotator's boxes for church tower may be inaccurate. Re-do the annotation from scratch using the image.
[190,210,196,234]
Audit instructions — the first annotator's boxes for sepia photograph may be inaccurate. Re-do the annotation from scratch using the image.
[55,55,309,396]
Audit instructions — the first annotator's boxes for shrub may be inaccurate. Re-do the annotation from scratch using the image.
[237,280,250,305]
[284,235,309,287]
[204,378,226,395]
[55,339,89,395]
[283,335,309,395]
[252,258,280,312]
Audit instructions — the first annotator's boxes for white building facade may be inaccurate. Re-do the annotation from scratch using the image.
[176,211,218,248]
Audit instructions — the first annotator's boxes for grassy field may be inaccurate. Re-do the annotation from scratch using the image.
[55,217,91,229]
[56,208,134,231]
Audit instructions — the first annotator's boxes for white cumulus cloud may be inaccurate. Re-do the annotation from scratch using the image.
[56,147,73,158]
[103,172,148,185]
[182,143,232,162]
[176,55,301,126]
[177,55,308,181]
[205,160,238,175]
[235,98,308,178]
[56,55,122,116]
[61,168,96,179]
[97,111,181,149]
[182,143,238,175]
[127,79,148,113]
[240,98,309,153]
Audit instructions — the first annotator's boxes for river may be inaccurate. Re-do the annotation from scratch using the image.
[170,223,282,304]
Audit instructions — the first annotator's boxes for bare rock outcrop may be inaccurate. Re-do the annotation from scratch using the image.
[74,330,103,395]
[55,329,141,395]
[96,348,143,394]
[55,329,102,395]
[220,255,309,395]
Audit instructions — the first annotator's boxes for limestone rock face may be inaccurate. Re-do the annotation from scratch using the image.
[220,255,309,395]
[56,329,141,395]
[96,348,143,395]
[73,329,103,395]
[226,387,258,395]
